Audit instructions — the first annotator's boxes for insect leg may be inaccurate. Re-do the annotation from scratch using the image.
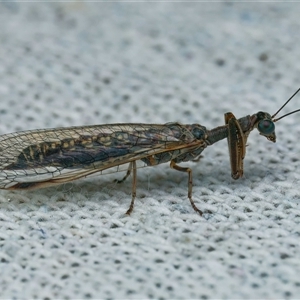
[125,160,137,215]
[192,155,203,163]
[225,112,246,179]
[114,162,132,183]
[170,160,203,216]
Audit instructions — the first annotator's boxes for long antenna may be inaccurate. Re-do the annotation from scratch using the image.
[273,108,300,122]
[272,87,300,120]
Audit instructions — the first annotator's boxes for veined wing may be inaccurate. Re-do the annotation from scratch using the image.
[0,123,199,189]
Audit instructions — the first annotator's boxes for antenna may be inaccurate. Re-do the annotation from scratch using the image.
[272,87,300,122]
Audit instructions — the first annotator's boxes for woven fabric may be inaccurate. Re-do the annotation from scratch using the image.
[0,3,300,299]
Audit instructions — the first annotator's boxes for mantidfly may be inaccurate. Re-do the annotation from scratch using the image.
[0,88,300,215]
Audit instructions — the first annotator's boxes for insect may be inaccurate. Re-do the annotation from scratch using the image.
[0,89,300,216]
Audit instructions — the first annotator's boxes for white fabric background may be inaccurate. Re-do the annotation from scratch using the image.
[0,2,300,299]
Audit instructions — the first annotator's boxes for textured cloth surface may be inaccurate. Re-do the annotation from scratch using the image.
[0,3,300,299]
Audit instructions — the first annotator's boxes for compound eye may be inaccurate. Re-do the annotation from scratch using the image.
[258,120,275,135]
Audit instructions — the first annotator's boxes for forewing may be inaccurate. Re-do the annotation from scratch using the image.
[0,123,192,189]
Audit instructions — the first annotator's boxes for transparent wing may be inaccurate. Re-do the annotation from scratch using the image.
[0,123,197,189]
